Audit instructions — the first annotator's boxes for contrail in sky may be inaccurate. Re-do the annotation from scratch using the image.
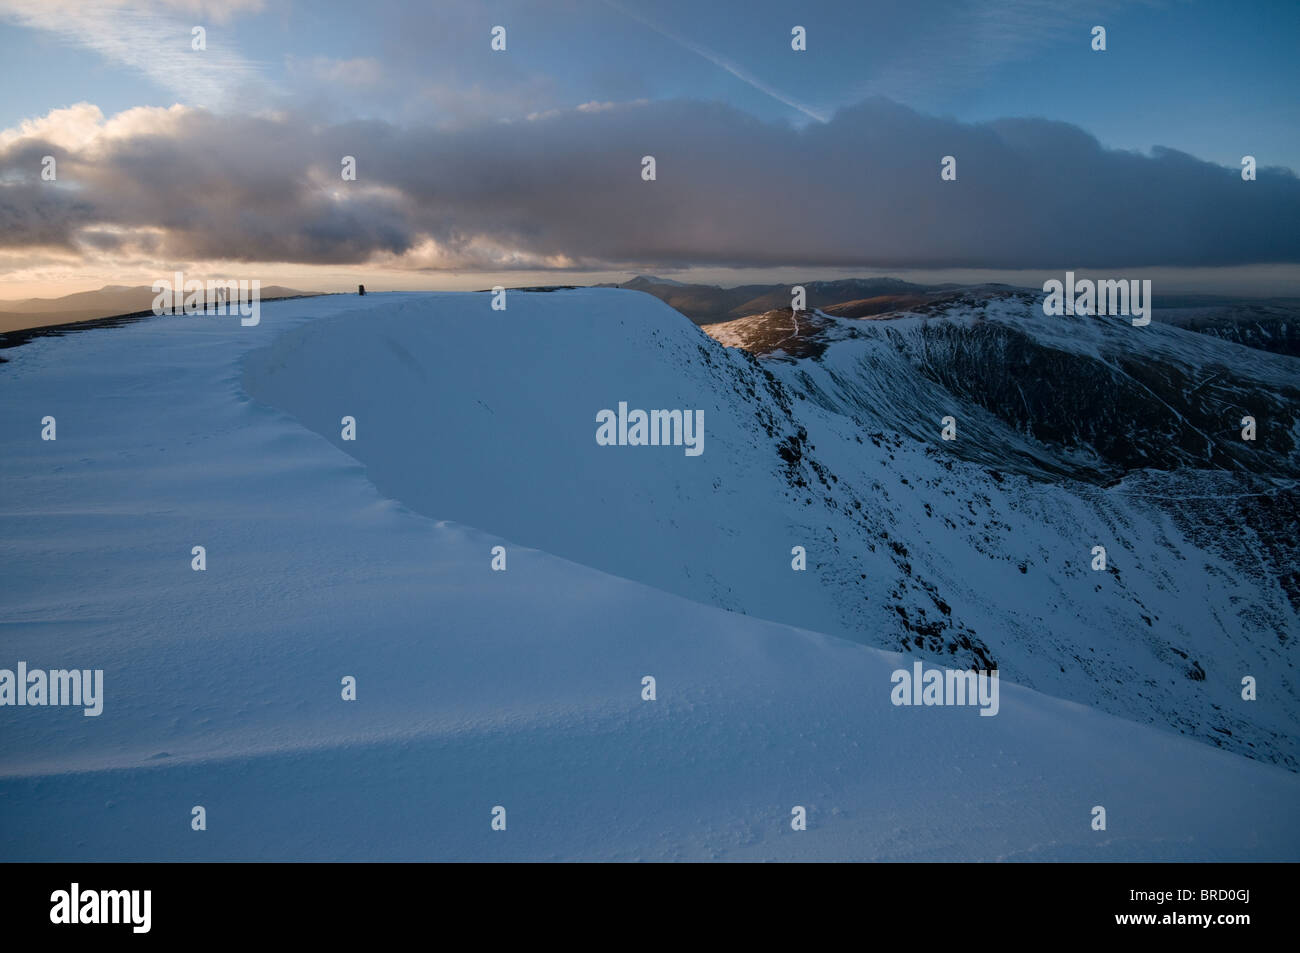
[601,0,830,123]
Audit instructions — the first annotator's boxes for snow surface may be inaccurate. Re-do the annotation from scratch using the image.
[245,290,1300,769]
[1,290,1297,861]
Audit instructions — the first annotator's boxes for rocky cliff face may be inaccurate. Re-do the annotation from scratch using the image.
[703,291,1300,767]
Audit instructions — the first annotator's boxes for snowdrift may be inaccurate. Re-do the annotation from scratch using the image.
[245,290,1300,769]
[0,290,1296,861]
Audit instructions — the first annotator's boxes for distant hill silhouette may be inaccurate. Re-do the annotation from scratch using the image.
[606,275,970,324]
[0,284,316,333]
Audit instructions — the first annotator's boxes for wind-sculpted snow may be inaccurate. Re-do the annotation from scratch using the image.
[2,290,1297,861]
[240,290,1297,770]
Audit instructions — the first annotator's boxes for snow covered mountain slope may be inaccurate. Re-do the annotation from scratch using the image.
[244,290,1298,770]
[1,291,1297,861]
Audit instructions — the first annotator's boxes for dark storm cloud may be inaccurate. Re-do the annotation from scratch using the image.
[2,97,1297,270]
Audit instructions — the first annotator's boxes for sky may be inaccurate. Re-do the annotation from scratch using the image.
[0,0,1297,297]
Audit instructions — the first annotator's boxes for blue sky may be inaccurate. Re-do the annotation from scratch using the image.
[3,0,1295,166]
[1,0,1297,294]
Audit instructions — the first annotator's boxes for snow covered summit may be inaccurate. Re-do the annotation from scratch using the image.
[0,289,1296,861]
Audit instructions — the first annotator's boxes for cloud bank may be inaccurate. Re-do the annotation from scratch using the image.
[2,97,1298,274]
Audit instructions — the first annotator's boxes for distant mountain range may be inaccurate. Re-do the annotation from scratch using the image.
[612,275,1300,360]
[0,284,314,334]
[603,274,970,324]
